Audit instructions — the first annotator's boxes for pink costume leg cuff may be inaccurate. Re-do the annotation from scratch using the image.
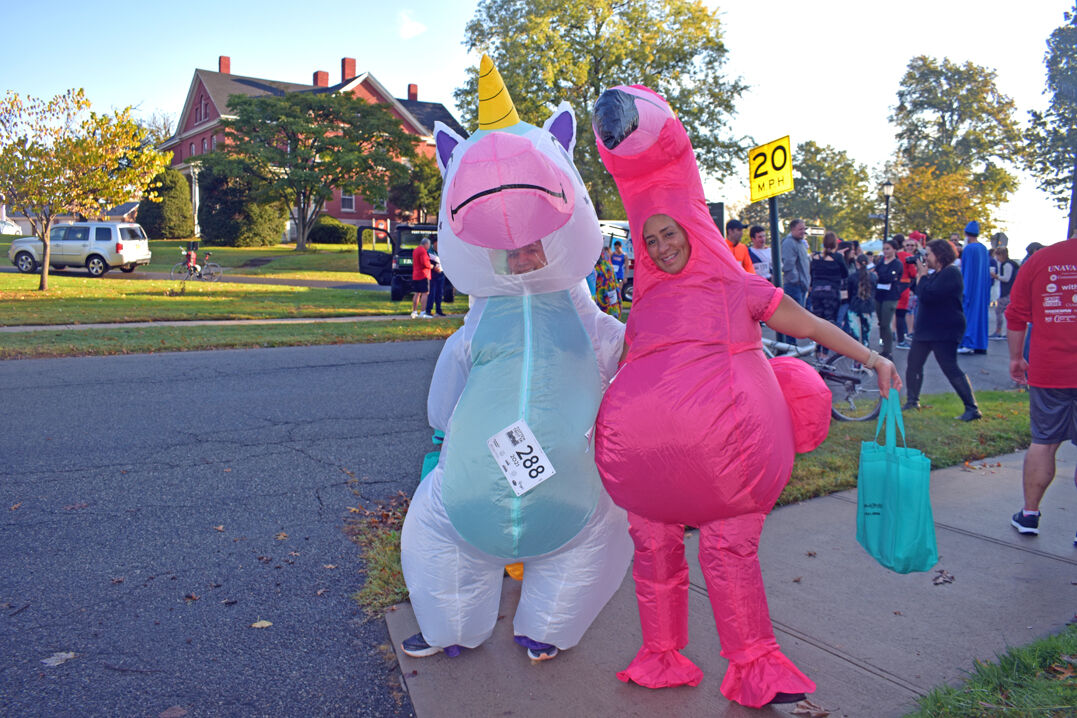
[619,513,703,688]
[699,512,815,708]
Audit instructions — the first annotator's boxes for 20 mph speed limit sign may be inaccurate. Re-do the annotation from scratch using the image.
[749,136,794,202]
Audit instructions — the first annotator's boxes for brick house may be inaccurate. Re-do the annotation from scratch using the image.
[159,56,467,238]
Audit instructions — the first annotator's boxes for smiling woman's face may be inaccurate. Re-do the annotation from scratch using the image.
[642,214,691,274]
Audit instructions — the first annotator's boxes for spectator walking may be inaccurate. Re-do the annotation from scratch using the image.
[958,221,990,354]
[990,247,1018,339]
[809,232,848,326]
[747,225,771,281]
[873,239,904,359]
[424,238,447,317]
[611,240,627,290]
[724,219,756,273]
[1005,232,1077,543]
[780,219,811,306]
[411,238,432,319]
[895,234,920,349]
[847,254,876,347]
[835,241,856,335]
[902,240,981,420]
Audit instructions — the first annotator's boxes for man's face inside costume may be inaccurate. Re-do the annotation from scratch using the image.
[642,214,691,275]
[504,240,549,275]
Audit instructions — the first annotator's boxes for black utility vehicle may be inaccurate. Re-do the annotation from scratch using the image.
[358,224,455,302]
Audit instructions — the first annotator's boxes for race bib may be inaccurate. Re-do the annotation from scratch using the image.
[488,419,557,496]
[877,283,891,291]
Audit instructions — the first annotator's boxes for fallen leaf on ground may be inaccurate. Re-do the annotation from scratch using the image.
[41,651,77,667]
[933,569,955,585]
[213,525,225,532]
[159,706,187,718]
[347,506,363,514]
[792,576,802,583]
[792,698,829,716]
[323,564,337,570]
[893,610,903,616]
[1049,663,1076,679]
[184,593,199,602]
[250,620,272,629]
[221,599,237,606]
[275,532,288,541]
[288,551,300,557]
[805,551,816,558]
[223,468,231,472]
[315,588,327,596]
[111,577,124,584]
[10,502,21,510]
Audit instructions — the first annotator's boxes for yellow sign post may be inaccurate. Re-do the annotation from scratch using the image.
[749,136,794,203]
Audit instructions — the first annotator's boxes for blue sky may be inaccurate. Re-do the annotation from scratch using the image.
[2,0,1070,253]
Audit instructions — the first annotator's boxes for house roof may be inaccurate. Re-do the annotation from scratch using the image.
[163,67,467,148]
[399,99,468,138]
[106,201,139,217]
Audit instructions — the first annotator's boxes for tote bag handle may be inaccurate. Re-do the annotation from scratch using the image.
[873,389,907,450]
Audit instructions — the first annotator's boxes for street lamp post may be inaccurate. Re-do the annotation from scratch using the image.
[882,180,894,243]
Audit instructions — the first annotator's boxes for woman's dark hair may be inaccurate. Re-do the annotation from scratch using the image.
[927,238,956,267]
[856,254,873,301]
[887,238,902,251]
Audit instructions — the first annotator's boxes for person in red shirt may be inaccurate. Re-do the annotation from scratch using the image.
[1005,233,1077,543]
[411,238,433,318]
[724,219,756,274]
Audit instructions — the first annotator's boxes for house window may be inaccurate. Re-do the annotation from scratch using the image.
[211,135,217,150]
[189,142,196,156]
[340,193,355,212]
[202,138,207,153]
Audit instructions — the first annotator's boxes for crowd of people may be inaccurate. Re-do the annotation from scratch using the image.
[706,216,1040,422]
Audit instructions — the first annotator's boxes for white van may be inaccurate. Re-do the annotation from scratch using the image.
[8,221,152,277]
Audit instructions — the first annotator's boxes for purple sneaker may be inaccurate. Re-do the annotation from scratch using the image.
[514,634,559,661]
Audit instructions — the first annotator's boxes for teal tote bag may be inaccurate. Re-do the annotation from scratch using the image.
[856,390,938,574]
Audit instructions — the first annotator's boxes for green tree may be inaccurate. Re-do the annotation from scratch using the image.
[887,163,982,239]
[0,89,170,290]
[455,0,747,217]
[197,165,287,247]
[890,56,1024,226]
[138,168,194,238]
[203,92,415,251]
[779,141,874,240]
[388,154,442,223]
[1024,3,1077,238]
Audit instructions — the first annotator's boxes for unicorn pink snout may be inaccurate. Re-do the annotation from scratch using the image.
[445,132,575,250]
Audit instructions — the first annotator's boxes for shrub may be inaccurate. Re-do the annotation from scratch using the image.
[139,168,195,239]
[307,215,357,245]
[196,166,286,247]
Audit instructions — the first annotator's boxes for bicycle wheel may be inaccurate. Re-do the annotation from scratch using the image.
[170,262,189,281]
[202,263,222,282]
[821,352,881,421]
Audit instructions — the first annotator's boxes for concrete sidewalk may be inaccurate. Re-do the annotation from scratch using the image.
[386,444,1077,717]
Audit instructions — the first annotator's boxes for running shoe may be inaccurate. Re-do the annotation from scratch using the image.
[1010,511,1040,535]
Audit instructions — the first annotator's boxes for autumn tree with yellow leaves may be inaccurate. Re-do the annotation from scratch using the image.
[0,89,170,290]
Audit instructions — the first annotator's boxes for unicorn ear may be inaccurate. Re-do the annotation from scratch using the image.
[433,121,464,176]
[543,101,576,155]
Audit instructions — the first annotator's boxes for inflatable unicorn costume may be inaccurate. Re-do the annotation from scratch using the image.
[399,57,632,660]
[590,85,822,707]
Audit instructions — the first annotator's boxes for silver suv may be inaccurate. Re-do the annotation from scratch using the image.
[8,222,152,277]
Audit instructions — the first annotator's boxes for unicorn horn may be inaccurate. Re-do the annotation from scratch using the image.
[477,54,520,130]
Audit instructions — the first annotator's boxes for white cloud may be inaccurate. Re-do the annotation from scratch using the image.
[398,10,427,40]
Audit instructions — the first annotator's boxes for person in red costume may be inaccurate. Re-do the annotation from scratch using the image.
[591,85,901,708]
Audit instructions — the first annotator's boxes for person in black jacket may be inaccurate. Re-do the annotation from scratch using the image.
[903,239,982,421]
[873,239,904,358]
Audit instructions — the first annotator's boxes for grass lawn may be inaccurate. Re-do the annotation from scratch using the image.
[0,272,437,326]
[905,624,1077,717]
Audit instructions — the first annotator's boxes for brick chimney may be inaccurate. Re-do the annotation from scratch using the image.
[408,84,418,101]
[341,57,356,82]
[313,70,329,87]
[219,55,231,74]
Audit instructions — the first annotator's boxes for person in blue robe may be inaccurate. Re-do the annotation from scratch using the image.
[959,221,990,354]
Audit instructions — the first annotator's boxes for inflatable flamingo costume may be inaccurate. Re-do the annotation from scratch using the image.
[591,85,820,707]
[399,57,632,659]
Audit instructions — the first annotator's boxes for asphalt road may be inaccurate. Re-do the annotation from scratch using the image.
[0,342,445,717]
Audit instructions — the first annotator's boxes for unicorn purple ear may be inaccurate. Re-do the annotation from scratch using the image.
[543,102,577,156]
[433,121,465,177]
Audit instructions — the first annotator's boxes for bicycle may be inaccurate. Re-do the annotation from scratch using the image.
[170,250,222,282]
[761,335,882,421]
